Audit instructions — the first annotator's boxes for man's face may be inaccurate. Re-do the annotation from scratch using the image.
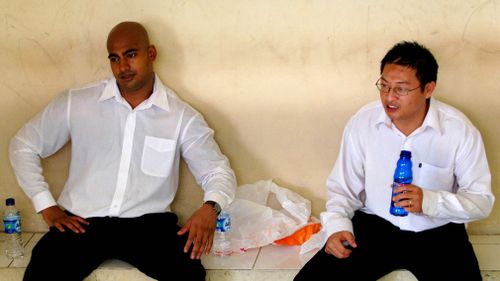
[379,63,434,133]
[107,33,156,95]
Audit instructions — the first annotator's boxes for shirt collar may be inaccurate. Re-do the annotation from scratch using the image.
[375,98,442,134]
[422,98,441,133]
[98,74,170,112]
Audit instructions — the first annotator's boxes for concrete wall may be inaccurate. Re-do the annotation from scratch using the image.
[1,0,499,234]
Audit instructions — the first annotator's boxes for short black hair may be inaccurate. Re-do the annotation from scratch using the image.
[380,41,438,90]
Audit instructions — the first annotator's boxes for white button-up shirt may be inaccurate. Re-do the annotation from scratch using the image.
[321,98,494,237]
[9,75,236,218]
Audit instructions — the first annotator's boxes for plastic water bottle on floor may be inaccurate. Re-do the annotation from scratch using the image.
[3,198,24,259]
[213,211,232,256]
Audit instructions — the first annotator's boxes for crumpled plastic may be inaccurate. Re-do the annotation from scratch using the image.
[226,179,311,252]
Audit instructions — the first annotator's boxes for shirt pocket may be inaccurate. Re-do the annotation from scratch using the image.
[141,136,177,177]
[416,162,454,191]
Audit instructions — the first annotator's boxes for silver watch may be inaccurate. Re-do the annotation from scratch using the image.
[204,200,221,216]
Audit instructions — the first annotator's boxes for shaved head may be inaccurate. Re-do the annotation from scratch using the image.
[107,21,150,52]
[106,21,157,105]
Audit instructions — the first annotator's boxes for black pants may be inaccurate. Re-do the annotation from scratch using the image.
[23,212,205,281]
[294,211,481,281]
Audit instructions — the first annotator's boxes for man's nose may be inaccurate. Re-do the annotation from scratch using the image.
[119,58,130,71]
[386,88,400,100]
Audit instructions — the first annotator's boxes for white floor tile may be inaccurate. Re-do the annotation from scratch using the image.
[254,244,318,270]
[202,247,259,269]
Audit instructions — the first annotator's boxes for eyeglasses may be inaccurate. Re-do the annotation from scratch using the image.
[375,78,420,96]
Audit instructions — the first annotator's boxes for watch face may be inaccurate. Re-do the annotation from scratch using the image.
[206,201,221,215]
[214,203,221,215]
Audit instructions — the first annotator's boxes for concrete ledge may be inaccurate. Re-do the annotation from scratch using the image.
[1,232,500,281]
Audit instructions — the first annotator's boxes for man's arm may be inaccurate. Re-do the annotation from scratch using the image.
[420,125,494,222]
[9,92,71,215]
[176,112,237,259]
[179,113,236,209]
[321,121,365,242]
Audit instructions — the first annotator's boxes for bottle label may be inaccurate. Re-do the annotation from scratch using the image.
[3,215,22,234]
[216,213,231,233]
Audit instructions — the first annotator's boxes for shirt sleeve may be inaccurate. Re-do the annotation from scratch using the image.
[320,120,365,238]
[9,92,71,213]
[179,112,236,210]
[422,125,494,222]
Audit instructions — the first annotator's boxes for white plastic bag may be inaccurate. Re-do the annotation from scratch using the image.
[299,228,327,254]
[226,179,311,251]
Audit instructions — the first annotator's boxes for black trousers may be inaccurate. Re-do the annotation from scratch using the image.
[23,212,205,281]
[294,211,482,281]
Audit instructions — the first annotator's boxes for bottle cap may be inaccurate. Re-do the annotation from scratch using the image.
[400,150,412,158]
[6,198,15,206]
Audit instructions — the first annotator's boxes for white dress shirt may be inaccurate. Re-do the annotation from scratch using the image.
[321,98,494,238]
[9,74,236,218]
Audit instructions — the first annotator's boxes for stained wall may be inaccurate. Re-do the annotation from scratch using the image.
[1,0,499,234]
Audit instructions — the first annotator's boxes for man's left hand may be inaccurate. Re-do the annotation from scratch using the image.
[177,204,218,259]
[393,184,424,213]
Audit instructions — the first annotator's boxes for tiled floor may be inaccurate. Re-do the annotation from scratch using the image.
[0,232,34,269]
[202,247,261,270]
[254,244,317,270]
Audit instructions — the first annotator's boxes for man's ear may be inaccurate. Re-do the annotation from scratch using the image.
[148,45,157,61]
[424,81,436,99]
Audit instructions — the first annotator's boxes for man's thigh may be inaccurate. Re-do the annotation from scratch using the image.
[114,212,205,281]
[24,225,108,281]
[294,245,394,281]
[409,223,481,281]
[294,212,399,281]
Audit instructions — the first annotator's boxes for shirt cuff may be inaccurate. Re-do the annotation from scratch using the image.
[321,213,354,239]
[32,191,57,213]
[203,193,228,210]
[422,189,439,216]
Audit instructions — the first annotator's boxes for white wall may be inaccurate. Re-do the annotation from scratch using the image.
[1,0,499,234]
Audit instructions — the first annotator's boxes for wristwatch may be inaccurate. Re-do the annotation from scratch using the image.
[204,200,221,216]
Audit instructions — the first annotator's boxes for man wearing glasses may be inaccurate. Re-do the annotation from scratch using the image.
[294,41,494,280]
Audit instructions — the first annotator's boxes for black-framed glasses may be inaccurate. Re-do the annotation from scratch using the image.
[375,78,420,96]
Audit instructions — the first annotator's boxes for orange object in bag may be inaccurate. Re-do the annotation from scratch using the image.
[274,222,321,246]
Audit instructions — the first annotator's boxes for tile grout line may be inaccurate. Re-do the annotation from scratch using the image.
[251,247,262,270]
[23,232,34,246]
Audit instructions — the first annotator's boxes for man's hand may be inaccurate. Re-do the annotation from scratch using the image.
[324,231,357,259]
[177,204,218,259]
[41,206,89,233]
[393,184,424,213]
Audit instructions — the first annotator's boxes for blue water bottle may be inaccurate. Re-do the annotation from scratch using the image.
[3,198,24,258]
[390,150,413,216]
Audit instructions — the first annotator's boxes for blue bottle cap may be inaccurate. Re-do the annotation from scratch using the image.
[6,198,15,206]
[400,150,412,158]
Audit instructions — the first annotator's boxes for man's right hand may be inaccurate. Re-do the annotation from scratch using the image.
[41,206,90,233]
[324,231,357,259]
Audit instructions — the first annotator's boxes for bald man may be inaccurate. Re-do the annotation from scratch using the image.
[10,21,236,281]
